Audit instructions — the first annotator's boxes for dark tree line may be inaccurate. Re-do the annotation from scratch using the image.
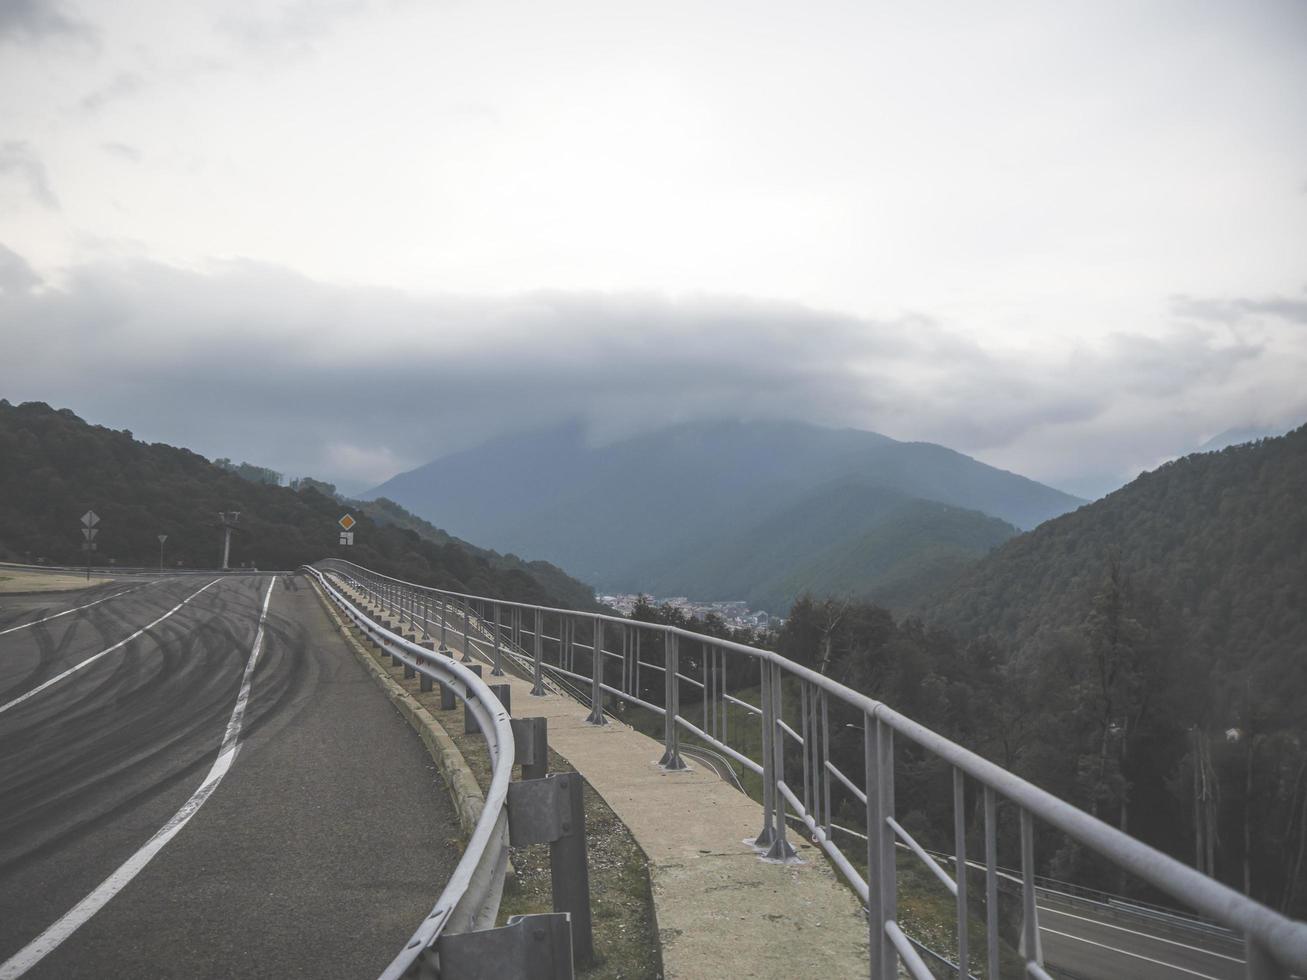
[0,400,598,610]
[760,425,1307,917]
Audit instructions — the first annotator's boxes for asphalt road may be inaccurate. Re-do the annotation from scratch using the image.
[0,573,460,979]
[1039,892,1246,980]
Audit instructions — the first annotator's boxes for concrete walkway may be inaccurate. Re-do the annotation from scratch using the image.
[351,591,869,979]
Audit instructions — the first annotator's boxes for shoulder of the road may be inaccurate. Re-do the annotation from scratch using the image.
[338,583,869,980]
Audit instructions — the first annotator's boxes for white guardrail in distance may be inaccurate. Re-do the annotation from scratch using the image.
[303,566,516,980]
[314,559,1307,980]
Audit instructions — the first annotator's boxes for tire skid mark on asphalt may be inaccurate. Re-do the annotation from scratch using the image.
[0,596,267,877]
[0,586,142,636]
[1,575,257,718]
[0,580,224,717]
[0,615,247,822]
[0,577,279,980]
[0,582,269,827]
[0,578,214,703]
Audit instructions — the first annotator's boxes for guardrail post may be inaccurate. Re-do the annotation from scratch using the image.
[531,611,546,697]
[659,633,687,770]
[511,716,549,780]
[444,663,480,712]
[584,617,607,726]
[419,637,435,692]
[438,595,450,654]
[507,772,594,968]
[437,912,574,980]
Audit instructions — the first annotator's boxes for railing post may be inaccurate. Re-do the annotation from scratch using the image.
[461,599,472,663]
[866,712,897,979]
[531,610,546,696]
[754,657,776,848]
[953,767,969,979]
[764,661,796,861]
[821,690,831,842]
[1020,808,1043,969]
[659,632,686,770]
[493,602,505,676]
[984,786,1000,980]
[1247,940,1290,980]
[438,595,449,654]
[585,617,607,725]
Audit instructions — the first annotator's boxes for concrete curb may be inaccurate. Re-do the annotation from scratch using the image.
[308,576,485,837]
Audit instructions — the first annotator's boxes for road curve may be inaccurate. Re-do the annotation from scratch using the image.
[0,573,460,979]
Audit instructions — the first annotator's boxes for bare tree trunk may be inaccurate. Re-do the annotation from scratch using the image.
[1193,728,1204,874]
[1282,758,1307,913]
[1244,739,1255,896]
[1285,775,1307,915]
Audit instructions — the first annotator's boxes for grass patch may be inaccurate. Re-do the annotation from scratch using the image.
[0,571,112,593]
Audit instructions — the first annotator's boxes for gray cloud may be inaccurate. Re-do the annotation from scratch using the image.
[100,141,141,163]
[0,0,94,43]
[1,252,1303,495]
[0,243,40,294]
[1172,291,1307,326]
[215,0,366,56]
[80,72,146,114]
[0,141,59,209]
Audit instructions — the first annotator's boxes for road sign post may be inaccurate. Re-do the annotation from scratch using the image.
[217,512,240,570]
[80,510,99,581]
[338,513,356,547]
[158,534,167,572]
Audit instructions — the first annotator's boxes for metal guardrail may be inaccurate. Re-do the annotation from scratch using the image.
[319,558,1307,980]
[307,566,601,980]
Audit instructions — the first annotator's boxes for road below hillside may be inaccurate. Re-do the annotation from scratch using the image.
[0,573,459,979]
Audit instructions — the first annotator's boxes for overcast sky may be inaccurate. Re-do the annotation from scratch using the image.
[2,0,1305,497]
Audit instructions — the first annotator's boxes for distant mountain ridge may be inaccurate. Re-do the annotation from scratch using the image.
[365,419,1082,606]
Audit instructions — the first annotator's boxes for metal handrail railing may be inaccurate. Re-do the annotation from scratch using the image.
[318,558,1307,980]
[303,566,516,979]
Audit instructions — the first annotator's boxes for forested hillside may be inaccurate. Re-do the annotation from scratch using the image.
[631,479,1016,612]
[904,425,1306,912]
[0,400,599,608]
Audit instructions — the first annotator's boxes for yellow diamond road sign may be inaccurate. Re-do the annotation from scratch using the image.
[338,513,356,531]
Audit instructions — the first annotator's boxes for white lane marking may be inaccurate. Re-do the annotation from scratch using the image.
[0,587,143,636]
[1041,905,1245,964]
[0,579,221,716]
[1040,926,1226,980]
[0,576,278,980]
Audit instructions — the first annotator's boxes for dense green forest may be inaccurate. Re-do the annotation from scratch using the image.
[0,400,599,609]
[630,478,1016,613]
[754,426,1306,916]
